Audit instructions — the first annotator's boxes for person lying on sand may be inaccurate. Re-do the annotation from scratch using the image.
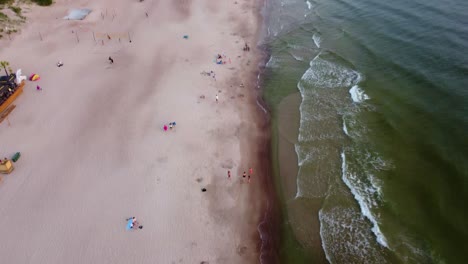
[126,217,143,230]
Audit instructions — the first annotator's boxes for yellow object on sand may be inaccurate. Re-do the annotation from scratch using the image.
[29,74,40,81]
[0,159,14,174]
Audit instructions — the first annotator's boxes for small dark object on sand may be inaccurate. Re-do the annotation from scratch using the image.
[201,188,207,192]
[138,225,143,229]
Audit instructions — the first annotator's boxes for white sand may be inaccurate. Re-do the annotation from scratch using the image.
[0,0,266,263]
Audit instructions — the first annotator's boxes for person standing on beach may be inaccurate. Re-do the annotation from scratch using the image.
[216,93,219,103]
[210,71,216,81]
[243,171,246,178]
[248,174,251,183]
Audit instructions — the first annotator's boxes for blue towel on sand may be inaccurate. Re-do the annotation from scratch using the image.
[126,219,133,230]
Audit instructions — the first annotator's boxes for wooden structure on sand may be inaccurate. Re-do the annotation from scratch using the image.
[0,79,24,115]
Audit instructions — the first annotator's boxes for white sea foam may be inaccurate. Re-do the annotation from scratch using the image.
[294,144,304,198]
[319,209,333,264]
[319,206,389,263]
[294,56,361,199]
[306,1,313,10]
[341,152,390,248]
[265,56,280,68]
[343,118,349,136]
[290,52,304,61]
[301,56,360,88]
[312,33,321,48]
[349,85,370,103]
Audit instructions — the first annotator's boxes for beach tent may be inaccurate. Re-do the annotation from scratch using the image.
[29,74,40,81]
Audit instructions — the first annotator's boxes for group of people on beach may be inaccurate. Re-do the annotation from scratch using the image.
[215,54,230,65]
[227,167,253,183]
[163,122,176,131]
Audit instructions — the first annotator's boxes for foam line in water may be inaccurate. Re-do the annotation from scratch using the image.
[289,52,304,61]
[306,1,313,10]
[312,33,321,48]
[266,56,280,68]
[319,209,333,263]
[349,85,370,103]
[341,152,390,249]
[342,117,349,136]
[294,144,303,199]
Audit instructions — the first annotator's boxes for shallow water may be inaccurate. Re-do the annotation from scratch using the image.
[261,0,468,262]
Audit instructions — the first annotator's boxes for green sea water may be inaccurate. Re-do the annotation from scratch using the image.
[261,0,468,263]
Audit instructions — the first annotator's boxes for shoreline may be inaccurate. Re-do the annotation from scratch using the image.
[229,1,282,261]
[0,0,276,263]
[250,51,282,264]
[256,2,329,257]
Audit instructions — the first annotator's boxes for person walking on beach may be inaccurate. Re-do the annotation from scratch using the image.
[243,171,246,178]
[228,170,231,179]
[108,56,114,64]
[248,174,251,183]
[216,93,219,103]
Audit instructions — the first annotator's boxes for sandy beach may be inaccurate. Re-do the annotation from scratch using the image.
[0,0,270,263]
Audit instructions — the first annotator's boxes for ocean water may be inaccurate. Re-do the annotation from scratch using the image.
[261,0,468,263]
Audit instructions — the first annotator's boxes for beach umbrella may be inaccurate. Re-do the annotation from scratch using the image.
[29,74,40,81]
